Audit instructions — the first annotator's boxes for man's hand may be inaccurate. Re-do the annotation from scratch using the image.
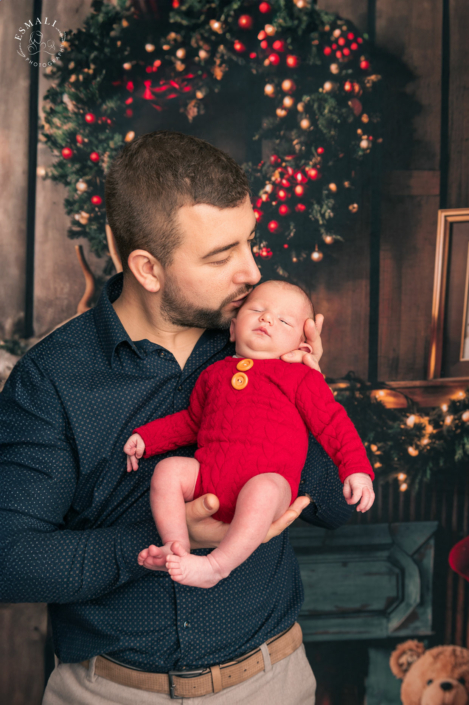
[123,433,145,472]
[281,315,324,372]
[186,493,311,549]
[343,473,375,513]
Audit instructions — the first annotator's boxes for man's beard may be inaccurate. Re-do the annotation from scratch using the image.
[161,276,252,329]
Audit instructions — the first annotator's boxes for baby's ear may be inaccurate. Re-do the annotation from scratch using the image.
[229,318,236,343]
[298,341,313,354]
[390,640,425,679]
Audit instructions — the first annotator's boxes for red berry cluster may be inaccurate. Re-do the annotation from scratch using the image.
[323,30,363,62]
[232,3,299,68]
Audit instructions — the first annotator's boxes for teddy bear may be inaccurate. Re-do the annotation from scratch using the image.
[390,640,469,705]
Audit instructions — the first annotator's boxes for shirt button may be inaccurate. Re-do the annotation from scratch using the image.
[159,351,164,357]
[231,371,248,390]
[236,358,254,371]
[183,621,190,628]
[178,385,183,391]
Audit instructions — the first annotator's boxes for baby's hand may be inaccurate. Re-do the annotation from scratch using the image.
[343,473,375,513]
[123,433,145,472]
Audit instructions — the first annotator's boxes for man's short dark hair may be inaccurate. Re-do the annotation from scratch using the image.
[105,131,251,271]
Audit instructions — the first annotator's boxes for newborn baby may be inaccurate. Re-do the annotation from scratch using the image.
[124,280,375,589]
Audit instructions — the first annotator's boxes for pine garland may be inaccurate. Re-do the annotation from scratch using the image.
[40,0,381,273]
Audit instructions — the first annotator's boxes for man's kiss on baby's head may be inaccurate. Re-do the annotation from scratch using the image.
[230,280,315,360]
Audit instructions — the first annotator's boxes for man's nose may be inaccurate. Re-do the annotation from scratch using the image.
[233,248,261,286]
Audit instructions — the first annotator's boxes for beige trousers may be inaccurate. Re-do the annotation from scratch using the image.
[42,642,316,705]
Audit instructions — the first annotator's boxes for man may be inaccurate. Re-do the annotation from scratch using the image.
[0,131,354,704]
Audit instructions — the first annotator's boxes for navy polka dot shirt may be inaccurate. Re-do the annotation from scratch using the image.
[0,274,352,671]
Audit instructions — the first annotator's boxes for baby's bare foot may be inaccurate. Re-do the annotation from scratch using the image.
[138,543,173,571]
[166,541,228,588]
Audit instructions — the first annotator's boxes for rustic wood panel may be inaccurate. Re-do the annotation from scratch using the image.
[376,0,443,380]
[0,1,34,339]
[447,0,469,208]
[33,0,105,337]
[0,603,48,705]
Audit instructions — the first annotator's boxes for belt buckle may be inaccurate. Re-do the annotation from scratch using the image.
[168,668,207,699]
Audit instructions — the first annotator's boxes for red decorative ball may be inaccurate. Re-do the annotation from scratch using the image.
[260,40,268,49]
[286,55,300,68]
[85,113,96,124]
[272,40,285,52]
[281,178,291,187]
[277,189,288,201]
[268,53,280,66]
[253,208,263,221]
[259,247,273,259]
[317,147,325,155]
[172,0,180,7]
[307,168,320,180]
[336,51,342,59]
[259,2,271,13]
[343,48,350,56]
[295,171,308,184]
[250,52,257,58]
[323,46,332,56]
[267,220,280,233]
[125,108,133,118]
[234,41,246,53]
[286,166,295,176]
[76,134,83,145]
[278,204,290,216]
[270,154,281,165]
[338,37,346,46]
[283,244,289,248]
[89,152,100,163]
[350,42,358,51]
[255,197,263,208]
[238,14,254,30]
[91,195,102,205]
[295,203,307,212]
[360,59,370,70]
[294,184,305,197]
[61,147,73,159]
[347,32,355,40]
[344,80,353,92]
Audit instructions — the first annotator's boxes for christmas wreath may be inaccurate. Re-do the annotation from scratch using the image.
[40,0,381,274]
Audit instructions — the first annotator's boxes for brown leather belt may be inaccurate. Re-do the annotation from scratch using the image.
[81,622,302,699]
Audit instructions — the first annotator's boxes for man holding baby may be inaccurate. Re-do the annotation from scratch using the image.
[0,131,358,704]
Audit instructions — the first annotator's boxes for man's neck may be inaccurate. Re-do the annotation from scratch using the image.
[112,279,205,370]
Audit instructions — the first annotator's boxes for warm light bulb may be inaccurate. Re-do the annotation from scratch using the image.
[397,473,407,481]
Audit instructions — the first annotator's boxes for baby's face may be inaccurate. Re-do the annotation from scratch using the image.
[229,283,311,359]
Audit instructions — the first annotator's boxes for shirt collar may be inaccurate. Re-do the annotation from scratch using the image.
[93,273,231,369]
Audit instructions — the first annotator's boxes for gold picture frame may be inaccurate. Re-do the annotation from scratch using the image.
[428,208,469,380]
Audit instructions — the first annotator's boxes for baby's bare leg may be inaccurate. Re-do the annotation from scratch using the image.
[138,456,199,571]
[166,473,291,588]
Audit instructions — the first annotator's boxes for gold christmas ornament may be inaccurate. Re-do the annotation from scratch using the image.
[462,410,469,422]
[281,79,295,93]
[324,235,334,245]
[276,108,288,118]
[36,166,47,178]
[265,184,274,193]
[123,62,132,71]
[145,43,156,52]
[264,83,275,96]
[69,75,77,83]
[294,0,307,7]
[333,28,342,38]
[297,102,305,112]
[283,96,294,108]
[195,90,205,99]
[323,81,334,92]
[292,256,298,263]
[407,447,419,457]
[349,203,359,213]
[199,49,209,60]
[445,415,454,425]
[311,245,323,262]
[360,138,371,149]
[265,24,276,36]
[361,113,370,123]
[399,483,408,492]
[76,180,88,192]
[406,414,416,427]
[330,63,340,74]
[209,19,223,33]
[300,118,311,130]
[162,44,170,51]
[122,18,129,27]
[328,183,337,193]
[344,181,351,188]
[167,32,177,40]
[175,61,186,72]
[176,48,186,59]
[124,131,135,142]
[370,444,378,452]
[397,473,407,481]
[78,211,90,225]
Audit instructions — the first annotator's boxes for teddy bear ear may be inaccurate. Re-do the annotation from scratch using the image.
[390,640,426,679]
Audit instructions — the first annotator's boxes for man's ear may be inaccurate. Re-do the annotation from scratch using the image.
[229,318,236,343]
[298,341,313,354]
[127,249,162,294]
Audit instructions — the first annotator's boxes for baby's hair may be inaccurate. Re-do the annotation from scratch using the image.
[255,279,315,319]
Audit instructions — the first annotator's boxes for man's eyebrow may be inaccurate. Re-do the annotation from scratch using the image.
[201,226,257,260]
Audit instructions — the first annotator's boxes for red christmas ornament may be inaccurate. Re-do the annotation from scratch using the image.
[61,147,73,159]
[272,40,285,52]
[234,40,246,53]
[360,59,370,70]
[343,48,350,56]
[358,37,364,44]
[143,80,153,99]
[268,53,280,66]
[294,184,305,197]
[259,247,273,259]
[332,43,337,50]
[286,54,300,68]
[347,32,355,40]
[259,2,271,13]
[286,166,295,176]
[258,30,266,40]
[91,195,102,205]
[283,244,289,248]
[295,170,308,184]
[344,80,353,92]
[277,189,288,201]
[249,52,257,58]
[125,97,133,105]
[89,152,100,163]
[253,208,263,222]
[255,198,263,208]
[281,178,291,187]
[260,40,268,49]
[295,203,307,212]
[76,134,83,145]
[324,46,332,56]
[267,220,280,233]
[307,168,320,180]
[126,81,134,92]
[238,14,254,29]
[317,147,325,155]
[338,37,346,46]
[350,42,358,50]
[270,154,281,165]
[336,50,342,59]
[278,204,290,216]
[125,108,133,118]
[85,113,96,124]
[172,0,180,7]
